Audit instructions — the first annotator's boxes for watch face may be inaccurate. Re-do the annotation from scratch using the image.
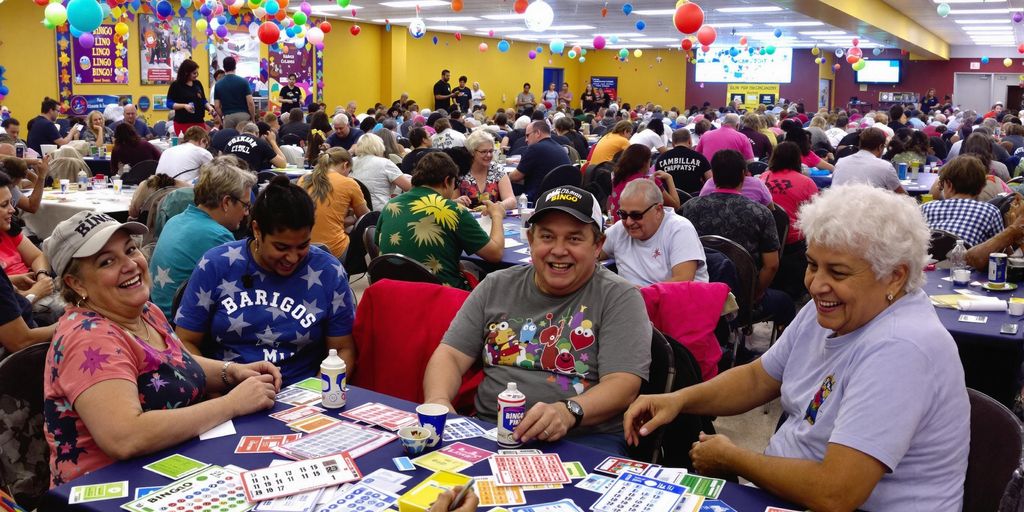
[566,400,583,416]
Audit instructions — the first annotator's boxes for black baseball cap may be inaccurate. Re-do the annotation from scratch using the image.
[527,186,604,232]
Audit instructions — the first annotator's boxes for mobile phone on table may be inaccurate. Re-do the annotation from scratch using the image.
[958,314,988,324]
[1001,323,1019,335]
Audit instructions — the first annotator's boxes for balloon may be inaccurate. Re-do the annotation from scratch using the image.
[478,42,488,52]
[773,28,782,38]
[265,0,279,15]
[766,45,775,54]
[937,3,950,17]
[33,0,47,6]
[579,56,585,63]
[67,0,103,32]
[593,35,606,49]
[513,0,527,14]
[740,36,748,46]
[258,21,280,44]
[349,25,360,36]
[633,49,642,58]
[618,48,629,59]
[115,21,128,36]
[454,32,461,41]
[567,50,576,58]
[701,44,709,52]
[498,39,510,52]
[571,45,582,54]
[982,56,990,64]
[488,30,494,37]
[215,25,228,38]
[528,50,537,59]
[431,36,438,44]
[337,0,349,6]
[155,0,173,19]
[601,7,607,17]
[581,48,587,55]
[622,3,632,15]
[408,18,426,38]
[696,24,716,46]
[537,46,543,53]
[99,3,110,20]
[833,63,841,71]
[525,0,554,32]
[673,2,703,34]
[848,46,862,58]
[1018,43,1024,54]
[196,18,208,31]
[1015,11,1024,23]
[1005,57,1014,67]
[811,46,820,56]
[293,12,307,25]
[301,1,311,14]
[852,60,866,71]
[78,32,95,48]
[729,47,739,57]
[852,37,859,47]
[549,39,565,54]
[451,0,462,11]
[44,3,68,26]
[872,47,882,56]
[681,38,693,51]
[610,35,619,44]
[814,58,821,64]
[835,48,844,57]
[846,55,859,64]
[635,20,645,31]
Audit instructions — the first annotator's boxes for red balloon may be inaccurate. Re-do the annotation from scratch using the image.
[673,3,704,35]
[258,22,280,44]
[601,7,607,17]
[848,46,862,58]
[1018,43,1024,54]
[846,55,859,64]
[513,0,528,14]
[833,63,841,71]
[681,38,693,51]
[700,44,709,52]
[852,37,859,47]
[739,36,747,46]
[33,0,48,6]
[350,25,360,35]
[696,25,716,46]
[320,21,332,33]
[451,0,462,11]
[455,32,462,41]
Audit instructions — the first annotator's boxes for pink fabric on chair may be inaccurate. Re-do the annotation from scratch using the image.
[640,281,729,381]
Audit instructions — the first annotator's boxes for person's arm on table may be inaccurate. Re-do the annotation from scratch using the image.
[690,434,885,512]
[423,344,477,413]
[266,131,287,168]
[430,486,479,512]
[74,373,277,460]
[475,201,506,263]
[515,371,642,443]
[193,356,283,395]
[967,223,1023,269]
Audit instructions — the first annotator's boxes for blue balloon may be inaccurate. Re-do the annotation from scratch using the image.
[536,46,543,53]
[622,3,632,15]
[155,0,174,19]
[635,20,645,31]
[0,86,9,96]
[432,36,438,44]
[70,27,84,38]
[610,35,619,44]
[729,47,739,57]
[773,28,783,38]
[217,15,227,25]
[67,0,104,33]
[265,0,279,15]
[498,39,510,52]
[982,56,990,64]
[199,4,212,16]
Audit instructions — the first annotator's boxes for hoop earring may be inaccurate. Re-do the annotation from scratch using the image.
[886,293,895,303]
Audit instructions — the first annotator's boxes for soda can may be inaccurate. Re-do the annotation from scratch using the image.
[897,162,908,180]
[990,253,1008,286]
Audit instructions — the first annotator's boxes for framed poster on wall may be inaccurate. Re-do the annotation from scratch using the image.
[268,45,313,108]
[139,15,193,85]
[590,76,618,102]
[72,24,128,84]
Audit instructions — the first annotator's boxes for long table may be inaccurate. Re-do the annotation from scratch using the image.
[923,269,1024,406]
[810,171,937,196]
[21,187,133,238]
[40,386,796,511]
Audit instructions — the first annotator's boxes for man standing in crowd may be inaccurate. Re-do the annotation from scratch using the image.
[509,121,571,202]
[423,186,650,455]
[279,73,303,113]
[452,76,472,114]
[433,69,455,112]
[655,129,711,195]
[215,57,256,131]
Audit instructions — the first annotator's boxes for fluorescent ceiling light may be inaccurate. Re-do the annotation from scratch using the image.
[710,22,754,27]
[955,19,1012,23]
[800,30,846,35]
[764,21,824,27]
[963,27,1014,31]
[379,0,449,7]
[949,8,1014,13]
[716,6,783,13]
[549,25,596,30]
[474,27,528,33]
[426,16,479,21]
[426,25,467,30]
[372,17,419,23]
[481,13,525,20]
[631,9,675,15]
[629,37,679,42]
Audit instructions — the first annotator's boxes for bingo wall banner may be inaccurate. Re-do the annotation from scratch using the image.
[72,24,128,84]
[139,14,193,85]
[269,45,313,108]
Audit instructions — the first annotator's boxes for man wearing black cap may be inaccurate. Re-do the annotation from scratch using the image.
[423,186,651,455]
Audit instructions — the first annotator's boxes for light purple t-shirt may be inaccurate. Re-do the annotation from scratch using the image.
[761,289,968,511]
[698,176,772,206]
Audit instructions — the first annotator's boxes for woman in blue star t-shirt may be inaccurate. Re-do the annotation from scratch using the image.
[175,176,357,385]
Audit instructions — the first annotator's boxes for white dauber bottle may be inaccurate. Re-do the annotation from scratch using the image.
[320,349,347,409]
[497,382,526,448]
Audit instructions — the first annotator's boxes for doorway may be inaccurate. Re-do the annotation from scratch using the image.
[542,68,564,105]
[954,73,993,114]
[1008,85,1023,113]
[818,79,832,110]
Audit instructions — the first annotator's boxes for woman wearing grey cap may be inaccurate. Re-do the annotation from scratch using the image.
[40,211,281,486]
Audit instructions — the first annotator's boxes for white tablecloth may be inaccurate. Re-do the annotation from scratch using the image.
[22,188,133,238]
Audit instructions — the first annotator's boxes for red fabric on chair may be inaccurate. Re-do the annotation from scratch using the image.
[640,281,729,382]
[352,279,482,413]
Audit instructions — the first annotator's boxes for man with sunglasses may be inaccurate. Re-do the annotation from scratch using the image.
[601,179,708,286]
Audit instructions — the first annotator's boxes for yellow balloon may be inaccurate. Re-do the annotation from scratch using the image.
[1005,58,1014,68]
[811,46,820,56]
[115,22,129,36]
[634,49,643,58]
[196,18,208,31]
[675,0,687,6]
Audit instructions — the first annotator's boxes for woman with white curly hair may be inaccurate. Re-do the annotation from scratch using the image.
[624,184,969,511]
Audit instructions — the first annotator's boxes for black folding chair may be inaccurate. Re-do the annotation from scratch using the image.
[354,178,374,211]
[363,225,380,260]
[929,229,964,262]
[0,343,51,509]
[747,160,769,176]
[538,164,582,196]
[367,254,442,285]
[627,328,675,464]
[344,211,381,278]
[965,388,1024,512]
[121,159,158,186]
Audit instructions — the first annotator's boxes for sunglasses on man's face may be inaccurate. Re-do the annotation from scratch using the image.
[617,203,658,221]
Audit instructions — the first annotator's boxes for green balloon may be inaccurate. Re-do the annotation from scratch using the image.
[293,12,307,25]
[618,48,629,59]
[337,0,350,7]
[937,3,951,17]
[853,60,866,71]
[766,46,776,55]
[44,3,67,26]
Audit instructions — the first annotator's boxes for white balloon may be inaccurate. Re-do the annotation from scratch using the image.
[408,18,426,38]
[306,26,324,45]
[524,0,554,32]
[253,6,266,18]
[248,22,259,37]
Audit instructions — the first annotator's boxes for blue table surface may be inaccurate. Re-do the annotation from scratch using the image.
[923,268,1024,348]
[42,386,796,511]
[811,170,936,195]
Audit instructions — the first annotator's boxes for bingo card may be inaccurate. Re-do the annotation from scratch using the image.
[489,454,571,486]
[590,473,687,512]
[339,402,418,431]
[443,418,488,442]
[241,454,362,502]
[312,482,398,512]
[273,421,396,460]
[121,466,251,512]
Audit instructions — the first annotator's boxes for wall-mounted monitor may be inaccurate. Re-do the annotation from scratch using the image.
[855,59,901,84]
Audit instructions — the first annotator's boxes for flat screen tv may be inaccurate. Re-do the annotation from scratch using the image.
[855,59,901,84]
[693,47,793,83]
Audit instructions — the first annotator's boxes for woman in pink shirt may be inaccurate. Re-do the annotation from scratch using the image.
[609,144,680,222]
[781,119,834,172]
[759,141,819,298]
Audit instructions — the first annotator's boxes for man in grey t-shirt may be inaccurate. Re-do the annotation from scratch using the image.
[424,186,651,453]
[831,127,906,194]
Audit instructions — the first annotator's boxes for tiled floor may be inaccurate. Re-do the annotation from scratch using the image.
[348,274,778,456]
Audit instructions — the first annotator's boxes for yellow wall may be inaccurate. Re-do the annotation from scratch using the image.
[818,53,835,110]
[0,0,213,126]
[1,5,687,119]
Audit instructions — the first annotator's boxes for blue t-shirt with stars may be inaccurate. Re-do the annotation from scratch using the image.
[175,239,356,385]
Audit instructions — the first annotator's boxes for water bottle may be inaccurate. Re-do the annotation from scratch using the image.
[949,240,969,286]
[518,193,529,240]
[497,382,526,448]
[77,170,88,189]
[320,349,347,409]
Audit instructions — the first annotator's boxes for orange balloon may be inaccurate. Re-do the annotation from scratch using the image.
[451,0,462,11]
[601,7,607,16]
[513,0,528,14]
[278,0,288,7]
[846,55,859,64]
[227,3,240,15]
[275,9,286,20]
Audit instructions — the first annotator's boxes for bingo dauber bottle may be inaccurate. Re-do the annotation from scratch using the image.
[497,382,526,448]
[320,349,347,409]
